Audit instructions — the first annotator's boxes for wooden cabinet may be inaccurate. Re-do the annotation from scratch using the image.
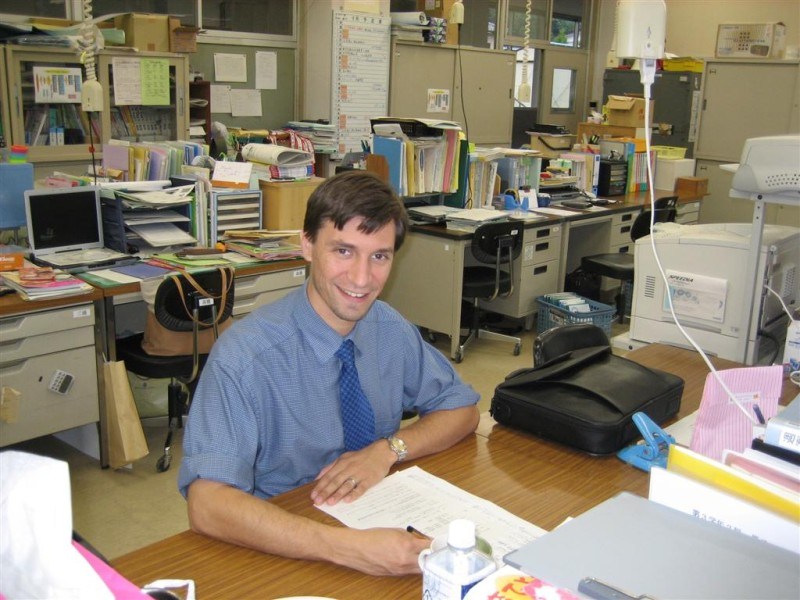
[189,79,211,145]
[258,177,324,230]
[4,46,99,164]
[98,50,190,144]
[3,46,190,176]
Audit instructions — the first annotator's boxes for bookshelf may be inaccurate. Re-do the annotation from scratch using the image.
[189,79,211,145]
[4,45,99,163]
[97,49,190,145]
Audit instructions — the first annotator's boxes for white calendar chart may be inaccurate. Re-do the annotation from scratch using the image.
[331,11,390,157]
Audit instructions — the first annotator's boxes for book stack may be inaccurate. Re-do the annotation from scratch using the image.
[559,151,600,195]
[648,441,799,554]
[1,268,94,301]
[222,230,303,262]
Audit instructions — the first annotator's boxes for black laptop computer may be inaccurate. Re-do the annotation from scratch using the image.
[24,186,135,272]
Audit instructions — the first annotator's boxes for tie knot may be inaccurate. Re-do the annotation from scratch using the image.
[336,339,355,365]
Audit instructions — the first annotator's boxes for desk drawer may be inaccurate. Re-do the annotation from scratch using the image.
[233,287,300,317]
[0,326,95,363]
[0,346,99,447]
[235,267,306,299]
[610,212,636,247]
[0,304,95,343]
[481,258,560,317]
[522,225,562,266]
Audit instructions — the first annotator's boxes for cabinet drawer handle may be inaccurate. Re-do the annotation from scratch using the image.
[621,214,633,222]
[533,265,548,275]
[620,226,631,234]
[535,242,549,252]
[618,246,630,254]
[536,228,550,238]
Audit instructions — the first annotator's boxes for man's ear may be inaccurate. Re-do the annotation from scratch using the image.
[300,232,314,262]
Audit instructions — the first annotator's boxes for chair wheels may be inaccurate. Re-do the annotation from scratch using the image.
[514,343,521,356]
[454,349,463,363]
[156,452,172,473]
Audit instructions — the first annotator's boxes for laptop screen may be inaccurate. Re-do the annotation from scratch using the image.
[25,186,104,256]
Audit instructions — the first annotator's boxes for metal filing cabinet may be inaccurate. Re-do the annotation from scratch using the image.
[0,303,99,446]
[602,69,702,157]
[232,267,307,319]
[478,223,562,323]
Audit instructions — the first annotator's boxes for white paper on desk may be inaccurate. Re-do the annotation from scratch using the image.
[530,207,583,217]
[87,269,141,284]
[318,466,546,560]
[128,222,196,247]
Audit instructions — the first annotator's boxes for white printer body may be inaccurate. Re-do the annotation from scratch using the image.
[629,222,799,364]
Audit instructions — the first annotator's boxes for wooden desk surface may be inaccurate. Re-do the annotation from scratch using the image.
[0,286,103,318]
[111,344,794,599]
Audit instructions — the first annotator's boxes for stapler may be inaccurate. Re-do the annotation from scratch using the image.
[617,412,675,472]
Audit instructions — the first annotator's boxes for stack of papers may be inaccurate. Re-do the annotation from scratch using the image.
[445,208,507,231]
[1,270,93,301]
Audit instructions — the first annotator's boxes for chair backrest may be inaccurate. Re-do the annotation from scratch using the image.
[469,221,524,301]
[154,267,235,333]
[630,201,678,242]
[470,221,524,265]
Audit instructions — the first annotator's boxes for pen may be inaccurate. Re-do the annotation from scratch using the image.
[753,404,766,425]
[406,525,432,540]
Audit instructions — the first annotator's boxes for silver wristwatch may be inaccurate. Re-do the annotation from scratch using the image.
[387,435,408,462]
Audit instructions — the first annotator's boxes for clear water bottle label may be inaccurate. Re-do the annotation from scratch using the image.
[422,569,481,600]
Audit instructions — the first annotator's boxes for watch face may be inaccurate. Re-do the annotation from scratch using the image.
[389,436,407,459]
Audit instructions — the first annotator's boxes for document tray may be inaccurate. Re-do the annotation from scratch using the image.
[490,345,683,454]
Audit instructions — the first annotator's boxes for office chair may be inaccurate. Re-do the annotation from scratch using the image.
[580,197,677,323]
[116,268,235,472]
[457,221,523,363]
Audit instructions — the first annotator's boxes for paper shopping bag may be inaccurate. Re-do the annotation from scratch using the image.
[104,359,149,469]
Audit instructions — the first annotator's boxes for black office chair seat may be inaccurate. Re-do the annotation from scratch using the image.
[580,197,677,323]
[117,333,208,380]
[463,266,512,299]
[580,252,634,281]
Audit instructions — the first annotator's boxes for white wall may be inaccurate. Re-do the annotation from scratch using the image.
[590,0,800,105]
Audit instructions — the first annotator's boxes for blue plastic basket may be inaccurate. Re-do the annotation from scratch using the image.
[536,295,616,336]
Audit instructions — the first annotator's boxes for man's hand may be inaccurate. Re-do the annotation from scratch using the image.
[335,527,431,576]
[311,439,395,505]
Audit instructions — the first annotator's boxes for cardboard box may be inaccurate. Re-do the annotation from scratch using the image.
[716,22,786,58]
[655,158,695,192]
[114,13,170,53]
[675,176,708,200]
[169,17,200,53]
[417,0,459,45]
[259,177,324,230]
[0,246,25,272]
[605,95,654,128]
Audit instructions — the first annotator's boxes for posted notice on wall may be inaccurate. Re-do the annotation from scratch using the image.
[214,53,247,83]
[112,57,170,105]
[33,66,83,103]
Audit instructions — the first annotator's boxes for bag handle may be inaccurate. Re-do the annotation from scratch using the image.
[171,268,233,327]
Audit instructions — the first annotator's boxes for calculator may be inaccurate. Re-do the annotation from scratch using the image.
[48,370,75,395]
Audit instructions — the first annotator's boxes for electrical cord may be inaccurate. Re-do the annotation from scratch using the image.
[640,89,759,426]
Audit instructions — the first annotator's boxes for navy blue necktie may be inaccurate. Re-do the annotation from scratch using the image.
[335,339,376,451]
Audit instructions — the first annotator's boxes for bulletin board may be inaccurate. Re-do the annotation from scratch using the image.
[331,11,391,157]
[190,43,296,132]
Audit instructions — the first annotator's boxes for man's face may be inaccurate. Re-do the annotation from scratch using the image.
[301,217,396,336]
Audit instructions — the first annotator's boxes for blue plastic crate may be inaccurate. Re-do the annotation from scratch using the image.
[536,295,616,336]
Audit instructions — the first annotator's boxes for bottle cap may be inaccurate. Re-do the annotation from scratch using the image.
[447,519,475,550]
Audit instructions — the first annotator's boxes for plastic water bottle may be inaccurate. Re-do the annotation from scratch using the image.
[420,519,496,600]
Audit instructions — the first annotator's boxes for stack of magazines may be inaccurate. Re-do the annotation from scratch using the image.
[223,230,303,262]
[1,267,93,301]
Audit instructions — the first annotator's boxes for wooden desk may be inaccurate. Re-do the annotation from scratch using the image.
[112,344,790,598]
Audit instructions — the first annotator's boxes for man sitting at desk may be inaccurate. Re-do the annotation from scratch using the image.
[178,171,480,575]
